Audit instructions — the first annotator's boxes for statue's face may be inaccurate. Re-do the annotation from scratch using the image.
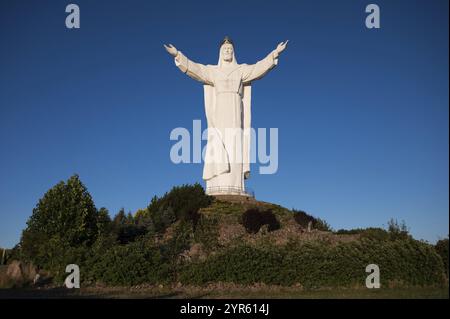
[221,44,234,62]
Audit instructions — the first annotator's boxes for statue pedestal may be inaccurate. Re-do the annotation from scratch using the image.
[212,194,256,203]
[206,186,255,198]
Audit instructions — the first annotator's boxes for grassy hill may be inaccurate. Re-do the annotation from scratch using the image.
[2,180,448,297]
[163,199,447,289]
[177,199,358,258]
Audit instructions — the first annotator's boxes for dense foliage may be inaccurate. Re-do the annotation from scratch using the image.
[335,221,412,242]
[84,240,169,285]
[146,183,213,230]
[9,175,448,288]
[435,238,449,277]
[19,175,102,270]
[292,209,331,231]
[179,238,446,288]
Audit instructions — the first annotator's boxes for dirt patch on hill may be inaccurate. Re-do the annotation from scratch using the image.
[215,213,359,247]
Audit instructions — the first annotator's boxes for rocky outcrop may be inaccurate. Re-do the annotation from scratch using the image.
[4,260,38,287]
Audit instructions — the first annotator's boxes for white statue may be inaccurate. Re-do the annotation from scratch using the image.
[164,37,288,196]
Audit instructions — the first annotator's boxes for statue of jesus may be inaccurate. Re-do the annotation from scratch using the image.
[164,37,288,196]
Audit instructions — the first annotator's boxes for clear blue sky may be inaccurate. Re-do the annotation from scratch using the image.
[0,0,448,248]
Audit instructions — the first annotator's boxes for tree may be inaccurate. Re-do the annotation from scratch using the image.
[112,208,147,244]
[387,218,410,240]
[292,209,332,232]
[20,174,100,266]
[435,237,449,277]
[97,207,112,237]
[113,208,127,227]
[147,183,212,230]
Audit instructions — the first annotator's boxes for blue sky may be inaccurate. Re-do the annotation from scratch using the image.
[0,0,448,248]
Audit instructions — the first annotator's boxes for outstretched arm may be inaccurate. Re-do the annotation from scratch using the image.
[164,43,213,85]
[242,40,289,83]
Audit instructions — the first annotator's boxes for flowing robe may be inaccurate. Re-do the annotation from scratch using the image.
[174,50,279,195]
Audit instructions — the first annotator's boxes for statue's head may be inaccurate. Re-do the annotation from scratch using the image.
[219,36,236,64]
[221,43,234,62]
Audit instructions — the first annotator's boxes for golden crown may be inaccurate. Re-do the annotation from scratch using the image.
[220,36,234,47]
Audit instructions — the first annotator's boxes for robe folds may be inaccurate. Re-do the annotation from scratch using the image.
[174,50,278,195]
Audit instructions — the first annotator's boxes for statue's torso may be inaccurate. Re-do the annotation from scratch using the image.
[209,65,246,95]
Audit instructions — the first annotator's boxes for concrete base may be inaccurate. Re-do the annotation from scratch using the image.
[212,194,256,203]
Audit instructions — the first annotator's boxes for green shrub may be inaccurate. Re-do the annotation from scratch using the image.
[435,238,449,277]
[359,228,390,241]
[161,221,193,262]
[145,184,212,233]
[179,238,446,287]
[148,205,177,234]
[335,229,362,235]
[84,240,170,285]
[111,209,147,244]
[292,209,332,232]
[387,219,411,241]
[97,207,112,238]
[241,209,280,234]
[314,218,332,232]
[179,245,286,285]
[334,222,413,242]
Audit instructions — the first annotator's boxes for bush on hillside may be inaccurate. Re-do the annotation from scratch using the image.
[111,209,147,244]
[241,209,280,234]
[179,238,446,287]
[146,183,212,232]
[435,238,449,277]
[84,240,170,285]
[292,209,331,232]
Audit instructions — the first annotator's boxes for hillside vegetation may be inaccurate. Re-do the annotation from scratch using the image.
[3,175,448,289]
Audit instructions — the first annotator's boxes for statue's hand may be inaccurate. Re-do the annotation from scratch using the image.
[164,43,178,57]
[276,40,289,54]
